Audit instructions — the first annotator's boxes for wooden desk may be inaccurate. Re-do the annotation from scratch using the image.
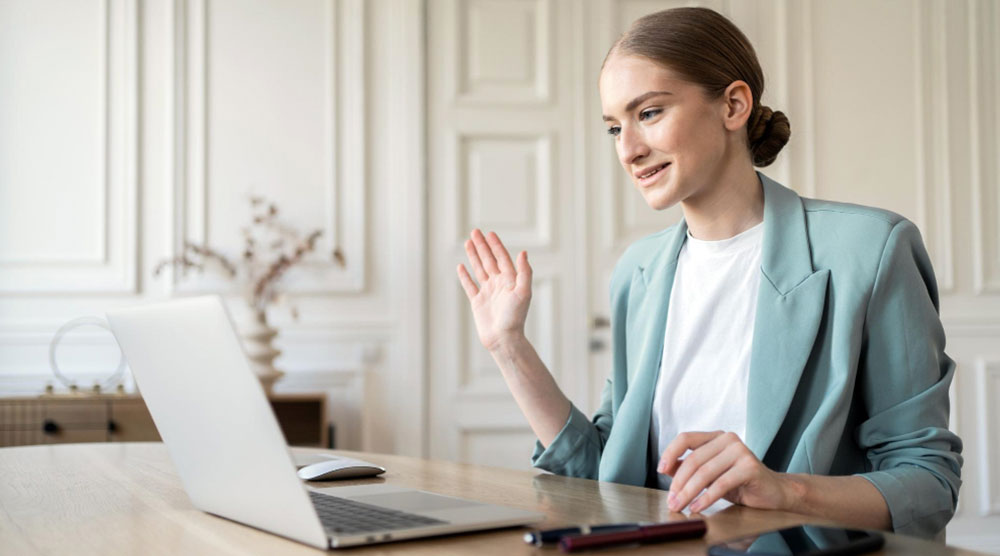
[0,443,982,555]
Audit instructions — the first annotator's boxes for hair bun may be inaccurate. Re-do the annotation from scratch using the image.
[748,105,790,167]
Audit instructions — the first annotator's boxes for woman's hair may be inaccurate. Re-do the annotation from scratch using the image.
[606,7,790,167]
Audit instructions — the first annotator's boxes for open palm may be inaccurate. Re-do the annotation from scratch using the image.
[456,229,533,351]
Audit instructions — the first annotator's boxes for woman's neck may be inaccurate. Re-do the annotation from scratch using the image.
[680,159,764,241]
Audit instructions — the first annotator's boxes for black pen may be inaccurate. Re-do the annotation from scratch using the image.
[523,523,642,546]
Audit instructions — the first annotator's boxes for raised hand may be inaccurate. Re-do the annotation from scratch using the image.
[456,229,533,352]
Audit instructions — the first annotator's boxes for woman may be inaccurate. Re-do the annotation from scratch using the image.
[456,7,961,539]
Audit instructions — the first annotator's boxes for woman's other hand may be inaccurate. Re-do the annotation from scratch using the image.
[457,229,533,352]
[658,431,796,514]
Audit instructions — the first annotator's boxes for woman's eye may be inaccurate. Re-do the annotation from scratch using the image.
[606,126,621,137]
[638,108,662,121]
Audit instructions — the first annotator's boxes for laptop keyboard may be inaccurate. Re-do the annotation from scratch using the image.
[308,491,448,535]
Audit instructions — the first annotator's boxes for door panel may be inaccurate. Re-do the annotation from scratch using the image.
[427,0,588,470]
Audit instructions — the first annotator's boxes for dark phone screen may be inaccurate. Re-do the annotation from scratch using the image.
[708,525,884,556]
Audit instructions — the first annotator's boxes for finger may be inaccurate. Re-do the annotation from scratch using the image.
[689,464,748,513]
[471,229,500,275]
[464,238,488,283]
[659,431,726,476]
[670,441,743,512]
[456,264,480,300]
[485,231,515,276]
[666,432,734,497]
[515,251,532,294]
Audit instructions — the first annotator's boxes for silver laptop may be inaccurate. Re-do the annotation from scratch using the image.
[106,296,543,549]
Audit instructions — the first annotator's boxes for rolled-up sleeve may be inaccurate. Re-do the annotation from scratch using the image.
[855,219,963,538]
[531,380,614,478]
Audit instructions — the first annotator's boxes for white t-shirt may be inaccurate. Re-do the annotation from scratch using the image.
[650,222,764,509]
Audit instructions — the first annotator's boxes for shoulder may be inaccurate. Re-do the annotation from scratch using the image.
[610,224,678,293]
[802,197,922,254]
[801,197,905,231]
[800,197,931,287]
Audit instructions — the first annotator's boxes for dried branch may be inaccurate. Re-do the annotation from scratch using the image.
[152,254,201,277]
[251,230,323,310]
[184,242,238,277]
[153,194,345,315]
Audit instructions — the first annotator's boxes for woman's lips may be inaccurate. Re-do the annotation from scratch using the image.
[637,162,670,187]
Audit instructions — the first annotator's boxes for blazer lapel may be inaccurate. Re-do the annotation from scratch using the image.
[599,221,687,486]
[745,173,830,461]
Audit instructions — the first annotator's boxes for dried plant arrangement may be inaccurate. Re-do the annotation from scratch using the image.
[153,196,345,316]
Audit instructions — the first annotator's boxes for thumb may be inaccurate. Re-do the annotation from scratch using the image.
[515,251,532,293]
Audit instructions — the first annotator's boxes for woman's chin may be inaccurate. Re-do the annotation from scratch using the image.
[640,189,682,211]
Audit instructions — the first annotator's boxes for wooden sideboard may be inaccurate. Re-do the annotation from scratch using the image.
[0,393,328,448]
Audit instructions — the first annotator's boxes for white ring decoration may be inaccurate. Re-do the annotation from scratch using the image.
[49,316,126,390]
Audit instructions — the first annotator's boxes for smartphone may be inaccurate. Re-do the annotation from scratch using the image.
[707,525,884,556]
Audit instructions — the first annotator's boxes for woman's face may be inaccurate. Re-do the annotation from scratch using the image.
[599,54,731,211]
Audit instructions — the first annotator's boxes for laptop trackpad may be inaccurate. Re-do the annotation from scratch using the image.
[351,491,483,512]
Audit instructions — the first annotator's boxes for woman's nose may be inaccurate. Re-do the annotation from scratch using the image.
[618,126,649,167]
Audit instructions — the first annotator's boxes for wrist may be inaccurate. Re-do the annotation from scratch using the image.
[487,331,528,355]
[780,473,810,514]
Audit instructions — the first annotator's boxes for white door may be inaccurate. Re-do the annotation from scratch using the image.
[426,0,591,470]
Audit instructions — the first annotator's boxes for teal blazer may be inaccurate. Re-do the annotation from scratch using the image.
[531,173,962,539]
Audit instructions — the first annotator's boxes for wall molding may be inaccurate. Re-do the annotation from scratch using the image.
[570,0,592,410]
[453,0,554,106]
[383,0,428,458]
[0,0,138,294]
[0,317,395,340]
[914,1,956,293]
[170,0,366,296]
[785,0,817,198]
[799,0,817,199]
[970,0,1000,294]
[0,320,391,383]
[976,358,1000,516]
[456,132,554,249]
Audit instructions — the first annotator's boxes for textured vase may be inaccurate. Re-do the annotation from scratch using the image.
[241,309,284,393]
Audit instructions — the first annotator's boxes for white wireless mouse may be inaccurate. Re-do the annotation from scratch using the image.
[296,458,387,481]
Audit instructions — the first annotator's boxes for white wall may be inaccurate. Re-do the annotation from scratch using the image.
[0,0,426,458]
[1,0,997,551]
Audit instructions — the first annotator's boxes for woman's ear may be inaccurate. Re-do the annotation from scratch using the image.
[721,80,753,132]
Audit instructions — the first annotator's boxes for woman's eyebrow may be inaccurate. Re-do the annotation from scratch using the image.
[602,91,673,122]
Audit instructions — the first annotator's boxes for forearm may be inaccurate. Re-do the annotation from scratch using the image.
[782,473,892,531]
[489,334,571,447]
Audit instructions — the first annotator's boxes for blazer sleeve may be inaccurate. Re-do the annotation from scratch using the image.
[529,383,613,478]
[854,219,963,538]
